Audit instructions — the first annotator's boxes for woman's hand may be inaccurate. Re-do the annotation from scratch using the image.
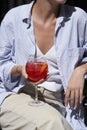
[21,66,28,79]
[64,65,87,109]
[11,65,28,79]
[22,66,49,84]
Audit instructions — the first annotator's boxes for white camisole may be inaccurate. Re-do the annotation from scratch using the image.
[37,45,63,92]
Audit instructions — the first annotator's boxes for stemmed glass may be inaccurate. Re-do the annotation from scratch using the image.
[26,55,48,106]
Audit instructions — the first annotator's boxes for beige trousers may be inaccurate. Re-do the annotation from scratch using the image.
[0,85,73,130]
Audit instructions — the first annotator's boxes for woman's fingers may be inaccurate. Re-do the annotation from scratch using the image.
[64,88,70,107]
[79,88,83,104]
[74,90,79,108]
[70,90,75,108]
[65,88,82,108]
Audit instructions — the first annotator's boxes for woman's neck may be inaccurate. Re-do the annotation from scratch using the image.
[32,0,60,26]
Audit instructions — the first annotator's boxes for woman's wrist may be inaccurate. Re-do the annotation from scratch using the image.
[11,65,22,77]
[76,63,87,76]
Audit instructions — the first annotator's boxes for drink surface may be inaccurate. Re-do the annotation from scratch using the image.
[26,61,48,82]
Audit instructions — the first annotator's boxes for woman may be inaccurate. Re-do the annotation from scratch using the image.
[0,0,87,130]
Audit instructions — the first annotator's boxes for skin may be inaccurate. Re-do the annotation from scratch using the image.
[11,0,87,108]
[64,64,87,108]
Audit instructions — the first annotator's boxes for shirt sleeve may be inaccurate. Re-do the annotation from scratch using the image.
[77,11,87,63]
[82,20,87,63]
[0,16,20,90]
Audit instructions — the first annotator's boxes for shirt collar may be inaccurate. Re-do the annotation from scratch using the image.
[56,4,75,26]
[22,2,71,30]
[22,1,35,29]
[56,4,69,27]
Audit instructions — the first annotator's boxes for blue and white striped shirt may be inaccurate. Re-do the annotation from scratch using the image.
[0,1,87,106]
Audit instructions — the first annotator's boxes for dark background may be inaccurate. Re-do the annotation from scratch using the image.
[0,0,87,23]
[66,0,87,12]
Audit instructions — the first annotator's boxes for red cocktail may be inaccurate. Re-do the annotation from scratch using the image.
[26,61,48,83]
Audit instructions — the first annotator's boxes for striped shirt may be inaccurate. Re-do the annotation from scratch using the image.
[0,1,87,106]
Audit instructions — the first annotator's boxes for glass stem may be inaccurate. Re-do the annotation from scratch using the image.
[35,85,39,103]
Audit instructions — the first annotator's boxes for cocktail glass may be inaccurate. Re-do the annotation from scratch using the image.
[26,55,48,106]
